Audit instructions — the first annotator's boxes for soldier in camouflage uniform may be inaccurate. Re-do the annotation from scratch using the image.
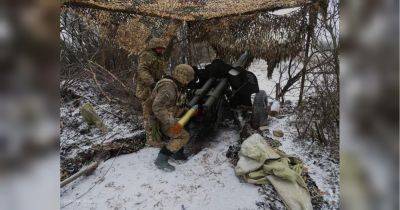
[149,64,195,172]
[135,37,170,147]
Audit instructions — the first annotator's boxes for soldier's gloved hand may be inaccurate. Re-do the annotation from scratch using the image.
[169,121,183,136]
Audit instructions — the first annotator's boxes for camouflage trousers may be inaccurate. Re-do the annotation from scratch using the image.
[141,99,163,148]
[147,119,190,152]
[143,100,189,152]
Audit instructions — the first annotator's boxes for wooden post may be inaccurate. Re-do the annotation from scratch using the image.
[275,83,281,100]
[181,21,189,64]
[61,161,100,188]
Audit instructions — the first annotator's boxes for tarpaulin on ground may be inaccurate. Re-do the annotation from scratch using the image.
[235,133,312,210]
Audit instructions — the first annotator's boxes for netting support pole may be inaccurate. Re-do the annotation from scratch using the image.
[180,21,190,64]
[298,5,316,107]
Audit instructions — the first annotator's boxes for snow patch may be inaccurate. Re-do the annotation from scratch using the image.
[61,129,263,210]
[269,7,302,16]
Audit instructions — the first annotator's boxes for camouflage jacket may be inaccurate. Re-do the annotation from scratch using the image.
[149,78,182,131]
[135,49,168,100]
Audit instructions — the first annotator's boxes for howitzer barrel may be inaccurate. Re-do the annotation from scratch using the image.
[204,78,228,109]
[188,78,215,107]
[232,51,252,68]
[174,51,254,131]
[174,79,228,129]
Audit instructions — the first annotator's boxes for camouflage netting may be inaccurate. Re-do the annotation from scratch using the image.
[62,0,324,69]
[63,7,178,55]
[188,8,309,72]
[62,0,309,21]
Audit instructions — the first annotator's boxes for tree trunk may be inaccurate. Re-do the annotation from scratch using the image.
[298,6,316,106]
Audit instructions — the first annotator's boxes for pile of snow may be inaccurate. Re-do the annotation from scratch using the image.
[61,129,263,209]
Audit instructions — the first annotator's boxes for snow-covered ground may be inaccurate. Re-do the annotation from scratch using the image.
[61,129,263,210]
[60,114,339,210]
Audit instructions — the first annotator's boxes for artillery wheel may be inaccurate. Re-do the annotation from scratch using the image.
[251,90,268,129]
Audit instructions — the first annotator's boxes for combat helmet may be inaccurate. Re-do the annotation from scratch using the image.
[172,64,195,86]
[148,37,166,49]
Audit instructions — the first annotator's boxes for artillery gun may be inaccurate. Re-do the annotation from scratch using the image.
[175,52,269,151]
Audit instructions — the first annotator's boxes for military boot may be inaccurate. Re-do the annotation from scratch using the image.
[154,147,175,172]
[171,148,188,161]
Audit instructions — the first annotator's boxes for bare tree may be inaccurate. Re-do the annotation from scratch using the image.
[295,0,340,157]
[60,9,140,108]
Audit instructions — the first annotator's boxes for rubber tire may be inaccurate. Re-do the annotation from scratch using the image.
[251,90,268,129]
